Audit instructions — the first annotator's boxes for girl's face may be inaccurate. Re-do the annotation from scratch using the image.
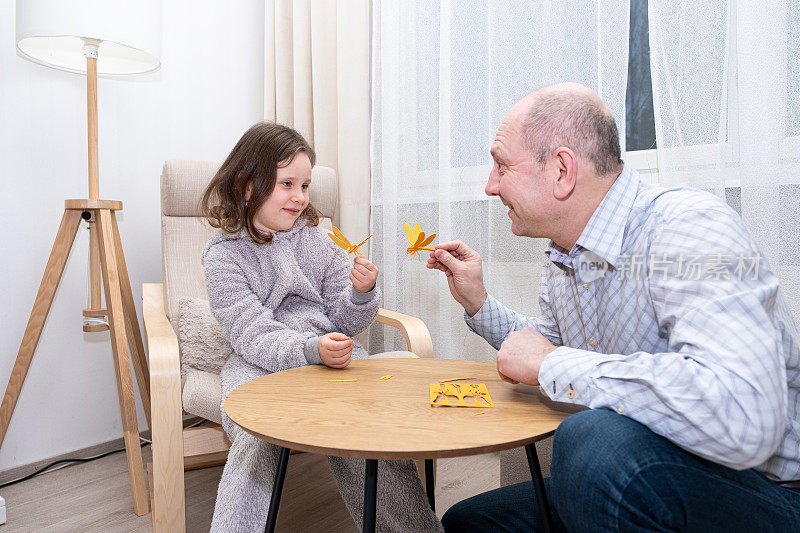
[249,152,312,233]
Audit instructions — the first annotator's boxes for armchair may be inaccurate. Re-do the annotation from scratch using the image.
[144,160,436,532]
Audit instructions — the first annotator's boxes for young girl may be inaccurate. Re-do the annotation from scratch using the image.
[201,122,442,533]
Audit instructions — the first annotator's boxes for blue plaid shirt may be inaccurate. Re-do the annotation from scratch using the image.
[466,164,800,481]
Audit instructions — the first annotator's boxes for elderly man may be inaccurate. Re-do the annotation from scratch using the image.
[428,83,800,531]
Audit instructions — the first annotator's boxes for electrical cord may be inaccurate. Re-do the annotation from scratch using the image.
[0,439,151,489]
[0,419,207,489]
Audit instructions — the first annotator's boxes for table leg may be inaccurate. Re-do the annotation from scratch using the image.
[525,443,553,533]
[265,447,291,533]
[363,459,378,533]
[424,459,435,512]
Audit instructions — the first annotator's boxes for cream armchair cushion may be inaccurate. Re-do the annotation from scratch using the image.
[176,297,230,424]
[177,297,231,378]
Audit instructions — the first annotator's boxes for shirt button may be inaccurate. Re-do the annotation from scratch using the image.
[567,389,576,399]
[589,339,598,347]
[582,283,589,290]
[617,406,625,415]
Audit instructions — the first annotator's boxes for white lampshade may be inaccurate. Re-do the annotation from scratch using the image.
[16,0,161,75]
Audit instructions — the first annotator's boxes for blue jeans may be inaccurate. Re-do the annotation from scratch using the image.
[442,409,800,532]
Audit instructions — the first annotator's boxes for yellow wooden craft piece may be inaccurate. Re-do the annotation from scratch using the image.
[429,383,494,408]
[403,221,436,260]
[379,374,393,380]
[438,377,478,383]
[328,379,358,382]
[328,225,373,256]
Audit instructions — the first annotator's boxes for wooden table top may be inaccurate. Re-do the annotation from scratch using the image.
[224,358,579,460]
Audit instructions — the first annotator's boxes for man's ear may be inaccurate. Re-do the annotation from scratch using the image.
[552,147,577,200]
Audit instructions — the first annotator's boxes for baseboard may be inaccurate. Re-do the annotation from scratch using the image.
[0,429,152,486]
[0,416,210,486]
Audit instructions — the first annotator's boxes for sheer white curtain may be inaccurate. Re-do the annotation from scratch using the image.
[649,0,800,318]
[370,1,630,359]
[264,0,371,239]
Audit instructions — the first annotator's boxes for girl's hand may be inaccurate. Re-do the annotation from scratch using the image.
[319,332,353,368]
[350,256,379,293]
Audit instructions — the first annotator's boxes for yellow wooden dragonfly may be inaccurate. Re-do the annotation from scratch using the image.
[403,222,436,260]
[327,225,373,256]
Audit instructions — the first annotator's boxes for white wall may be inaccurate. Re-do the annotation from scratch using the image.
[0,1,264,470]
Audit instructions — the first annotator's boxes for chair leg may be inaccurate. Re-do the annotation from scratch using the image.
[149,335,186,530]
[152,453,186,533]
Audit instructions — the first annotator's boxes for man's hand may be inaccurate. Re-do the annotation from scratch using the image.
[319,332,353,368]
[496,328,557,385]
[350,256,379,293]
[426,240,487,316]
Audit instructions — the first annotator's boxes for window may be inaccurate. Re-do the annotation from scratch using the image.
[626,0,656,152]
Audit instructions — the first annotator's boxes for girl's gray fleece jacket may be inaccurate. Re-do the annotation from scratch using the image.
[202,218,442,532]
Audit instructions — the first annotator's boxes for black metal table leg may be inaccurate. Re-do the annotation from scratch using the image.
[363,459,378,533]
[425,459,435,512]
[265,446,291,533]
[525,443,553,533]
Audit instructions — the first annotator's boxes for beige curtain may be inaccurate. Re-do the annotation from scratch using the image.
[264,0,372,245]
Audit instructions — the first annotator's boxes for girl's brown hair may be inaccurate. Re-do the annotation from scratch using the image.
[201,122,319,244]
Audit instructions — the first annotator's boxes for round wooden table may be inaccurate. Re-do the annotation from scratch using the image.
[225,358,576,533]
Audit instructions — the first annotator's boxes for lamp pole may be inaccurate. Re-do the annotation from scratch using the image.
[81,39,108,332]
[85,39,99,200]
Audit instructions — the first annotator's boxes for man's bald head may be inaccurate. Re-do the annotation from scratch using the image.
[518,83,623,177]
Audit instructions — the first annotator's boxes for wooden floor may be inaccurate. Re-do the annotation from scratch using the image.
[0,446,501,532]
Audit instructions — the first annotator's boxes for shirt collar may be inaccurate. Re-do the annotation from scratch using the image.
[545,164,640,269]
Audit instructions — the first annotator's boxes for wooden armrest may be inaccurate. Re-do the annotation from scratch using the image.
[376,308,434,358]
[143,283,182,401]
[142,283,186,532]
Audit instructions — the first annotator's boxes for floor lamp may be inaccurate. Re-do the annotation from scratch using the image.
[3,0,161,516]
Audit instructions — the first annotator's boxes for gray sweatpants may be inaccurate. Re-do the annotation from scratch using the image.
[210,411,443,533]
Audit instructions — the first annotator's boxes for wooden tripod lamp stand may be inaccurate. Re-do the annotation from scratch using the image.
[4,0,162,516]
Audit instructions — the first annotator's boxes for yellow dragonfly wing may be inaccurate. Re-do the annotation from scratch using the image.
[412,231,427,248]
[331,225,353,248]
[419,232,436,248]
[328,232,350,250]
[403,222,415,245]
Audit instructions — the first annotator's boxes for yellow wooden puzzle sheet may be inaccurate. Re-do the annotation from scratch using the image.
[429,383,494,408]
